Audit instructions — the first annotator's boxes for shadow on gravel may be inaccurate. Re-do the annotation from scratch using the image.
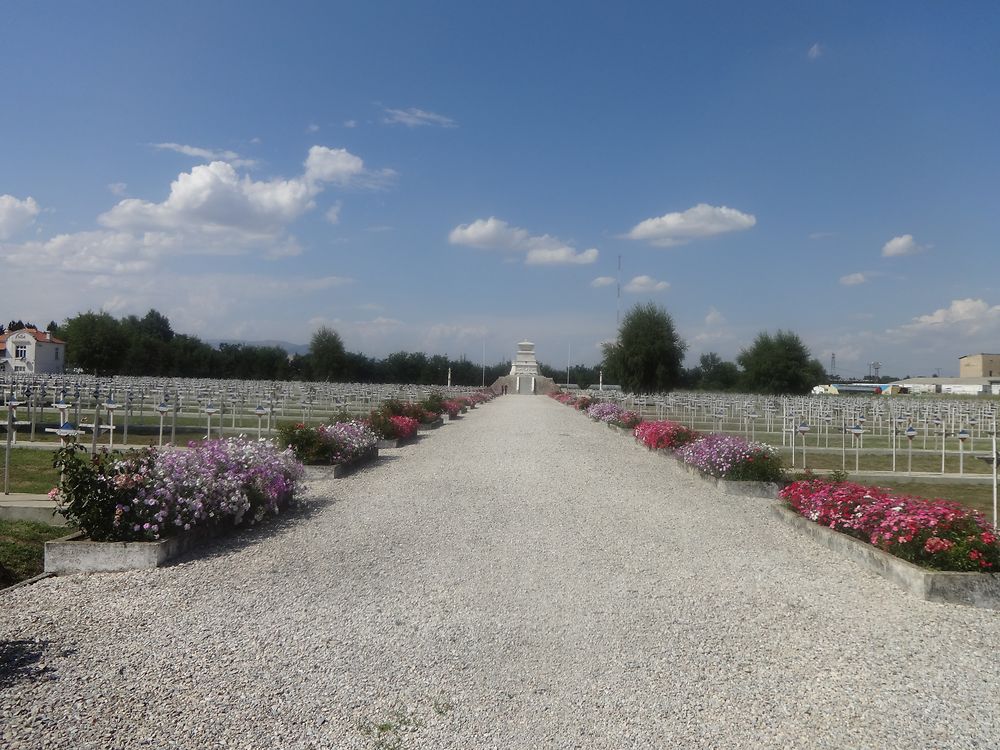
[166,493,337,568]
[0,639,75,690]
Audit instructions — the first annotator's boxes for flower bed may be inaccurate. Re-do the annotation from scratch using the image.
[278,420,378,466]
[586,401,625,423]
[780,478,1000,572]
[51,438,304,543]
[367,411,420,442]
[634,420,698,450]
[675,433,783,483]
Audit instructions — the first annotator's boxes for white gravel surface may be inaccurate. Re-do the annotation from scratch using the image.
[3,395,1000,749]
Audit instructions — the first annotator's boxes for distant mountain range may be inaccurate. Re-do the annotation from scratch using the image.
[205,339,310,356]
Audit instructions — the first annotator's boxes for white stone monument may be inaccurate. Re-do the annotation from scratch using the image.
[509,341,540,377]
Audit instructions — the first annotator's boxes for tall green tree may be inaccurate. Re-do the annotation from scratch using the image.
[737,329,826,395]
[689,352,741,392]
[60,311,125,374]
[308,326,346,381]
[601,302,687,393]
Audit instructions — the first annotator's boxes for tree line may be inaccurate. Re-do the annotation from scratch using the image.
[601,302,827,395]
[41,305,825,393]
[47,310,513,385]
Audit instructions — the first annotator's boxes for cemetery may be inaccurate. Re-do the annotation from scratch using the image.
[5,382,999,748]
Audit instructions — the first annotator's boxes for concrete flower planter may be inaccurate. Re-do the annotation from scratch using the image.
[331,446,379,477]
[376,436,415,450]
[771,503,1000,610]
[417,417,444,431]
[45,528,208,574]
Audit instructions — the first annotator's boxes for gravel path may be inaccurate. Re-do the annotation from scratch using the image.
[3,395,1000,749]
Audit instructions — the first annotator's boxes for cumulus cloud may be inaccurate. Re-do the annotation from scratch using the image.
[153,142,256,168]
[0,195,40,239]
[808,43,823,60]
[840,272,868,286]
[449,217,598,266]
[625,203,756,247]
[625,275,669,293]
[100,146,367,236]
[882,233,926,257]
[705,306,725,325]
[0,145,388,286]
[591,276,615,288]
[382,107,456,128]
[525,247,598,265]
[108,182,128,197]
[899,298,1000,335]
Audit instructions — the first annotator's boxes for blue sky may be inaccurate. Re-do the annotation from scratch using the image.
[2,1,999,378]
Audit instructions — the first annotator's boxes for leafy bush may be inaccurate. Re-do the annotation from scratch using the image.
[366,411,419,440]
[610,410,642,429]
[52,438,303,542]
[634,420,698,450]
[676,434,784,482]
[780,478,1000,571]
[52,446,156,541]
[420,392,446,414]
[278,421,378,465]
[388,415,419,440]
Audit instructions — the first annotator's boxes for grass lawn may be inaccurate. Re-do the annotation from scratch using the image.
[2,448,61,494]
[776,447,992,476]
[0,519,68,588]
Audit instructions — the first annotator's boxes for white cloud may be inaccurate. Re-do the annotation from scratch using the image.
[100,146,367,237]
[303,145,365,185]
[625,203,756,247]
[591,276,615,288]
[900,298,1000,335]
[306,123,320,133]
[108,182,128,197]
[343,120,357,128]
[309,315,404,340]
[0,145,387,288]
[325,202,342,224]
[423,323,488,343]
[808,43,823,60]
[624,275,669,293]
[0,195,40,239]
[382,107,456,128]
[152,142,256,168]
[840,272,868,286]
[449,217,525,249]
[705,306,725,325]
[882,233,926,257]
[525,247,598,265]
[449,216,598,266]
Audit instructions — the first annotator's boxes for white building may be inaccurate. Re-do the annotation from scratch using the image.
[0,327,66,374]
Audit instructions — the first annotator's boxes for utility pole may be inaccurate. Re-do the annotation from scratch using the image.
[616,254,622,327]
